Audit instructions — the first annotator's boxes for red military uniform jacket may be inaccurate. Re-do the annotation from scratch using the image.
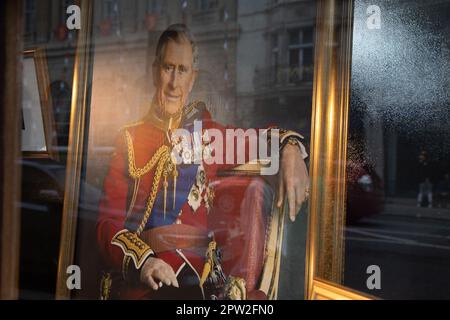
[96,101,306,299]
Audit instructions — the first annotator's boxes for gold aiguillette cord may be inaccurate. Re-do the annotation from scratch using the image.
[173,168,178,210]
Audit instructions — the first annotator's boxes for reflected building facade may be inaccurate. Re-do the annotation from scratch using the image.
[25,0,315,140]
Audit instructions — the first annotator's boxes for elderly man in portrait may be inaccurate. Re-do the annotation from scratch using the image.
[96,24,309,300]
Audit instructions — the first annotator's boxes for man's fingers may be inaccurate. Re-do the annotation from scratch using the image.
[277,175,285,208]
[161,265,179,288]
[146,274,159,291]
[168,269,179,288]
[296,184,305,208]
[154,264,179,288]
[166,267,179,288]
[287,188,296,222]
[140,258,180,290]
[162,266,177,288]
[153,268,171,287]
[162,270,172,287]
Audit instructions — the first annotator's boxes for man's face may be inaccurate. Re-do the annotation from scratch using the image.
[154,38,197,115]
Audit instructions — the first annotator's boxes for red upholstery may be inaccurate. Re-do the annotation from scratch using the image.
[209,176,272,299]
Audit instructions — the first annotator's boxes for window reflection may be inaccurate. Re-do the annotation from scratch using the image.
[288,28,315,83]
[345,0,450,299]
[19,0,76,299]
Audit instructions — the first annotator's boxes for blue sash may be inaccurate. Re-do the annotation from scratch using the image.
[144,161,199,229]
[125,102,207,232]
[125,122,200,231]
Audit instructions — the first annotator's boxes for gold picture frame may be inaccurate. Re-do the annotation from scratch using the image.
[304,0,375,300]
[56,0,92,299]
[309,279,373,300]
[22,48,59,161]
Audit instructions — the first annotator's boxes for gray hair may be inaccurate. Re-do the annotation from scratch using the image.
[153,24,199,71]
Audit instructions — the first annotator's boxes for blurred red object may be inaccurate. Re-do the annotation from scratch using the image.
[99,18,112,36]
[54,23,68,41]
[145,14,157,31]
[346,160,384,224]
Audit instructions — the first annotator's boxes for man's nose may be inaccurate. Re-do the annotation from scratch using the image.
[169,69,179,89]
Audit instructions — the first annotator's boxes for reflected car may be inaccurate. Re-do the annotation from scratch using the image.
[346,160,384,224]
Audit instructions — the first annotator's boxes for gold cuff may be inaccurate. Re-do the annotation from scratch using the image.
[111,230,154,269]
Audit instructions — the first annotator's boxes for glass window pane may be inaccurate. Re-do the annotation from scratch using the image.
[289,29,300,45]
[289,49,300,67]
[303,47,313,65]
[302,48,314,81]
[19,0,76,299]
[343,0,450,299]
[302,27,314,44]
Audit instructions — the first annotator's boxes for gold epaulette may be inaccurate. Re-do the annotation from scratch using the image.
[183,100,202,115]
[119,119,145,132]
[111,230,154,269]
[125,130,169,180]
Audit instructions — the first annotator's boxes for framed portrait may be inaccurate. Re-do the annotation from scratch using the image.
[22,48,58,160]
[56,0,314,300]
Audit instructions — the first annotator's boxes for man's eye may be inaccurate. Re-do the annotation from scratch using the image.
[164,65,174,72]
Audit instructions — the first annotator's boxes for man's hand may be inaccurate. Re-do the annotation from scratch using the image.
[140,257,179,290]
[277,144,310,222]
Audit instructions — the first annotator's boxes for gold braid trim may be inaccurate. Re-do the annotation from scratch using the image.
[126,178,140,218]
[120,120,145,131]
[122,256,131,280]
[125,130,179,234]
[125,129,169,180]
[200,241,217,289]
[136,150,171,235]
[99,272,113,300]
[114,129,180,275]
[111,230,154,269]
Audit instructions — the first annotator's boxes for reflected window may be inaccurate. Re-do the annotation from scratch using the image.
[272,34,279,84]
[19,0,76,299]
[24,0,36,40]
[60,0,72,22]
[288,27,314,83]
[147,0,165,15]
[198,0,219,11]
